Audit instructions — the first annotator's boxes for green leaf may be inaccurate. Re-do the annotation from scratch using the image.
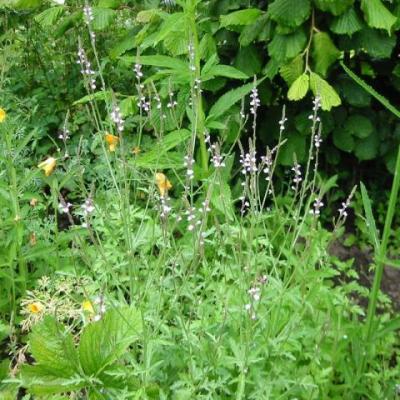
[341,62,400,118]
[268,0,311,28]
[14,0,42,9]
[29,317,79,379]
[34,6,64,26]
[309,72,341,110]
[121,55,188,74]
[333,127,354,152]
[279,55,304,85]
[344,115,373,138]
[207,79,265,120]
[356,28,396,59]
[287,73,309,101]
[211,179,235,221]
[312,32,340,76]
[202,65,248,80]
[360,182,380,251]
[79,307,142,376]
[330,7,363,35]
[234,45,263,76]
[109,30,137,59]
[314,0,354,16]
[220,9,262,28]
[361,0,397,33]
[134,129,191,169]
[73,90,113,105]
[268,29,307,63]
[92,7,115,30]
[355,133,379,160]
[278,133,306,165]
[239,14,269,46]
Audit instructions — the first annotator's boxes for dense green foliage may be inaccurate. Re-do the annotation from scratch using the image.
[0,0,400,399]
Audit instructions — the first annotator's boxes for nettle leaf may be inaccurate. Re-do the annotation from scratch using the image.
[92,7,115,30]
[314,0,354,16]
[361,0,397,33]
[220,9,262,28]
[268,0,311,28]
[309,72,341,110]
[239,13,269,46]
[79,307,142,376]
[344,115,374,138]
[28,317,79,379]
[356,28,396,59]
[34,6,64,26]
[312,32,340,76]
[287,73,309,101]
[331,7,363,35]
[268,29,307,63]
[279,55,304,85]
[164,29,188,56]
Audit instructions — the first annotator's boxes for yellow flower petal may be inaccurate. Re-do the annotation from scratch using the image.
[27,302,44,314]
[105,133,119,152]
[38,157,56,176]
[132,146,141,155]
[155,172,172,197]
[82,300,94,313]
[0,108,6,123]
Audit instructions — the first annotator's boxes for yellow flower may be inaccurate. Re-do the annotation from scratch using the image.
[30,198,38,207]
[155,172,172,197]
[82,300,94,314]
[0,108,6,123]
[132,146,141,155]
[105,133,119,152]
[38,157,56,176]
[27,302,44,314]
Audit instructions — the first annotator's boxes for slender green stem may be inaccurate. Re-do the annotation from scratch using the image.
[365,144,400,342]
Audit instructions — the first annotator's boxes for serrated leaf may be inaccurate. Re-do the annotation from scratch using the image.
[109,30,137,59]
[121,55,188,73]
[220,8,262,28]
[28,317,79,379]
[288,73,309,100]
[268,0,311,28]
[312,32,340,76]
[268,29,307,63]
[309,72,341,110]
[278,133,306,165]
[211,179,235,221]
[279,55,304,85]
[234,45,262,76]
[92,7,115,30]
[239,14,269,46]
[73,90,113,105]
[207,79,265,120]
[164,29,188,56]
[330,7,363,35]
[314,0,354,16]
[356,28,396,59]
[34,6,64,26]
[361,0,397,33]
[79,307,142,376]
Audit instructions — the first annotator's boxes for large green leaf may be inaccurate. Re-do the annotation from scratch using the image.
[355,133,380,160]
[134,129,191,170]
[312,32,340,76]
[333,127,354,152]
[79,307,142,376]
[287,73,309,101]
[202,65,248,81]
[330,7,363,35]
[314,0,354,16]
[220,9,262,28]
[268,0,311,28]
[361,0,397,33]
[121,55,188,74]
[28,317,79,379]
[356,28,396,59]
[344,115,374,138]
[34,6,64,26]
[92,7,115,30]
[268,29,307,63]
[309,72,341,111]
[207,79,265,120]
[279,55,304,85]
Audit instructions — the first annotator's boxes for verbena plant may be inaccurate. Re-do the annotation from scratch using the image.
[0,1,399,399]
